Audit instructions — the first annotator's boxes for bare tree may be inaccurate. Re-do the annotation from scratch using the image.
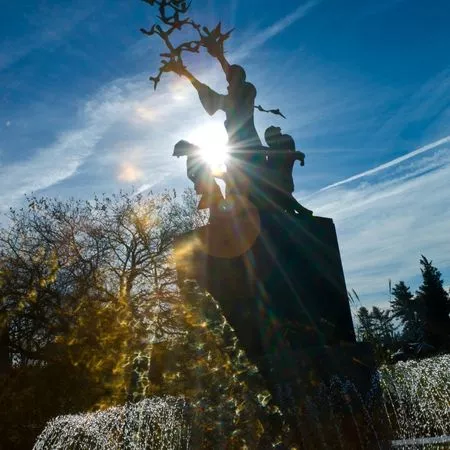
[0,189,203,381]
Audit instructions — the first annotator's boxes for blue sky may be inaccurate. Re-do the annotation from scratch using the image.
[1,0,450,307]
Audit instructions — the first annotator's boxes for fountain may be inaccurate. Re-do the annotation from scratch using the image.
[33,397,190,450]
[380,355,450,448]
[152,0,382,443]
[33,354,450,448]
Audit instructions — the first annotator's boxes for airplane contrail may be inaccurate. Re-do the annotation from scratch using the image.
[233,0,322,61]
[319,135,450,192]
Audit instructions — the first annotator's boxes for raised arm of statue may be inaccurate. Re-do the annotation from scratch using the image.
[217,54,231,78]
[196,83,226,116]
[180,66,226,116]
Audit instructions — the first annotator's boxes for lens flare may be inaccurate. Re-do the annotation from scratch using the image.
[118,162,143,182]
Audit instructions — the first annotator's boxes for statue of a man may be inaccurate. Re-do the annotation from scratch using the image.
[172,60,264,198]
[177,63,262,151]
[264,126,312,216]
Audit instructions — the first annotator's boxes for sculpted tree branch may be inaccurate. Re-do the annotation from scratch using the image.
[255,105,287,119]
[140,0,233,89]
[141,0,286,125]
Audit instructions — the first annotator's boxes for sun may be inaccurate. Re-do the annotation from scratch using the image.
[187,122,229,175]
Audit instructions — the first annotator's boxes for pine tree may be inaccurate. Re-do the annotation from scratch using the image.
[370,306,395,346]
[391,281,421,341]
[415,255,450,350]
[355,306,396,363]
[355,307,374,342]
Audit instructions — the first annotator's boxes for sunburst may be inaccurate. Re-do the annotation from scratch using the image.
[187,122,229,175]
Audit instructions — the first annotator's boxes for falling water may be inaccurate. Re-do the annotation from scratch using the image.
[32,356,450,449]
[33,396,190,450]
[273,355,450,449]
[379,354,450,448]
[288,375,386,449]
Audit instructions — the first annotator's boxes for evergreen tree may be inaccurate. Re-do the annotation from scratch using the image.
[390,281,421,341]
[356,306,396,363]
[415,255,450,350]
[370,306,395,346]
[355,307,374,342]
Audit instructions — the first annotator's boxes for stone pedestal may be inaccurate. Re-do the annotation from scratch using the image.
[175,211,384,446]
[176,212,356,356]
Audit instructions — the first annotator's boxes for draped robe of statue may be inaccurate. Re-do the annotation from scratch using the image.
[193,80,264,198]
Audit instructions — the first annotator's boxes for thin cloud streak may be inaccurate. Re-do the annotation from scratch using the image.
[0,121,104,208]
[307,148,450,302]
[0,4,96,72]
[318,135,450,192]
[0,72,222,209]
[232,0,322,61]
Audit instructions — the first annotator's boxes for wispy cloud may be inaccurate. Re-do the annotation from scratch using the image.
[0,91,112,207]
[0,3,96,72]
[306,146,450,303]
[0,70,224,209]
[318,135,450,192]
[6,0,323,204]
[232,0,322,61]
[369,68,450,145]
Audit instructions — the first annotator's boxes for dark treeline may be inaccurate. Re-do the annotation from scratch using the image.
[353,256,450,363]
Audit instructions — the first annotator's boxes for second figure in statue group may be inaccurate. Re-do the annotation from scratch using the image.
[142,0,312,217]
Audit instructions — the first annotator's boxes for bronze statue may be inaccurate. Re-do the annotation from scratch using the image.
[179,64,262,152]
[142,0,312,216]
[175,61,266,199]
[141,3,280,165]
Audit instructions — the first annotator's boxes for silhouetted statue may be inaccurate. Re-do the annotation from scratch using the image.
[171,62,265,199]
[142,1,302,209]
[173,140,224,211]
[264,126,312,216]
[183,65,262,151]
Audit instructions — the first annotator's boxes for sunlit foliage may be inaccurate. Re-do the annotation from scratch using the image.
[0,189,204,446]
[148,281,286,448]
[355,306,397,363]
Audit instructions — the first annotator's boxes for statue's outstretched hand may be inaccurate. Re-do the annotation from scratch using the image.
[295,151,306,166]
[161,58,187,76]
[204,39,223,58]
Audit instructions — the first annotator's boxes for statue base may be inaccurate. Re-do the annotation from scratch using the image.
[175,211,386,446]
[176,211,356,353]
